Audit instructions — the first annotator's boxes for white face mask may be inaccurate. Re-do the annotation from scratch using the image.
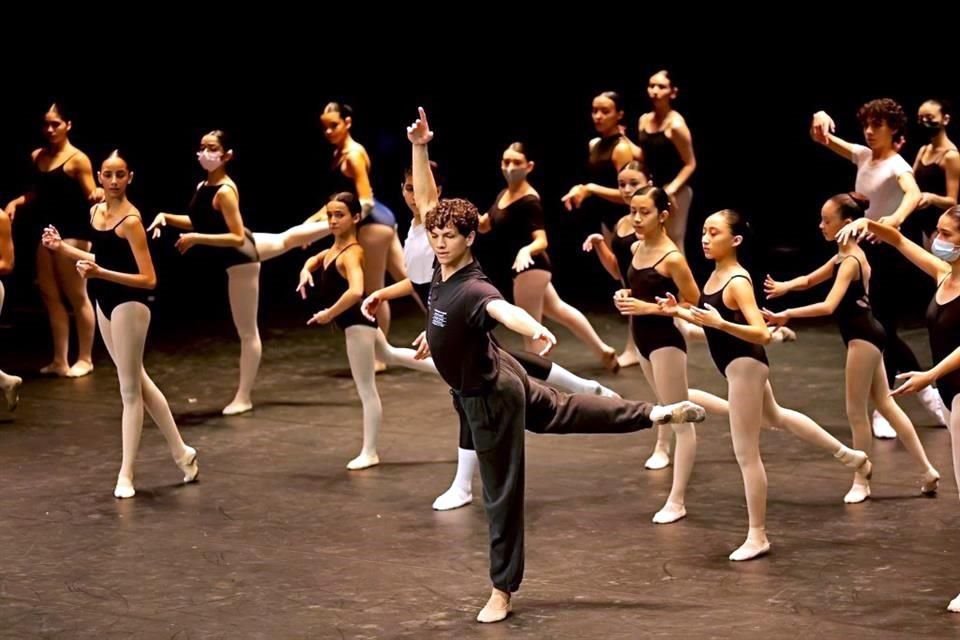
[932,236,960,263]
[197,149,224,172]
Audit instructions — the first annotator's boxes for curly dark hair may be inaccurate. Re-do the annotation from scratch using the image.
[424,198,480,237]
[857,98,907,139]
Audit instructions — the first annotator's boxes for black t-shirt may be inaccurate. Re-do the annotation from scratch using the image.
[426,260,504,393]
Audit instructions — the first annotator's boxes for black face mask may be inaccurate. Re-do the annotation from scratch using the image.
[918,119,944,140]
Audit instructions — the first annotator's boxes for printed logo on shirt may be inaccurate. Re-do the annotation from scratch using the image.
[431,308,447,328]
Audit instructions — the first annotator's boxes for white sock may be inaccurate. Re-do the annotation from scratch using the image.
[918,386,947,426]
[433,448,476,510]
[545,365,615,397]
[872,410,897,439]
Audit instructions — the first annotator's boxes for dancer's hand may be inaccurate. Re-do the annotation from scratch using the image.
[613,294,643,316]
[75,259,101,279]
[919,192,936,209]
[307,308,333,325]
[810,110,835,144]
[835,218,871,245]
[763,274,789,299]
[513,247,534,273]
[582,233,604,252]
[296,268,314,299]
[531,325,557,357]
[655,291,680,314]
[41,225,62,251]
[4,200,18,221]
[88,187,105,204]
[147,213,167,239]
[761,307,789,326]
[690,303,724,328]
[361,292,382,321]
[412,331,431,359]
[562,185,589,211]
[175,233,198,254]
[406,107,434,145]
[613,288,631,300]
[891,370,936,397]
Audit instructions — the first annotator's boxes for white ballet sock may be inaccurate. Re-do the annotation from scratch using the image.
[433,448,476,510]
[545,365,617,397]
[918,386,947,426]
[872,410,897,439]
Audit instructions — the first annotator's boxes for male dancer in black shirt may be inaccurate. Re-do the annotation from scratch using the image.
[375,108,707,624]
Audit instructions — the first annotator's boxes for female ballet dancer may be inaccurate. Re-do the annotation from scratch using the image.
[301,192,383,470]
[42,151,198,498]
[812,99,945,436]
[660,209,870,561]
[361,110,619,510]
[148,130,333,415]
[763,193,939,502]
[636,69,697,252]
[0,207,22,409]
[5,103,99,377]
[586,169,794,472]
[562,91,635,242]
[479,142,618,369]
[910,99,959,248]
[304,103,405,363]
[837,205,960,612]
[583,160,648,369]
[611,185,704,522]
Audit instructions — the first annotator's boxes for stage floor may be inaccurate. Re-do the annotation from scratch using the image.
[1,312,958,638]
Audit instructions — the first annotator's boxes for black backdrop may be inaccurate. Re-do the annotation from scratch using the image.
[3,60,956,338]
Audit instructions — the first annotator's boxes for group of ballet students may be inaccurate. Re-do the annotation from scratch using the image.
[2,71,960,622]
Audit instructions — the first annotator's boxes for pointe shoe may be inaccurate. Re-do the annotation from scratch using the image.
[177,446,200,483]
[476,590,512,624]
[729,539,770,561]
[921,468,940,495]
[432,487,472,511]
[114,477,135,499]
[2,376,22,411]
[346,453,380,470]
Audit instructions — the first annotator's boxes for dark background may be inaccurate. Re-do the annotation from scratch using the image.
[2,60,956,342]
